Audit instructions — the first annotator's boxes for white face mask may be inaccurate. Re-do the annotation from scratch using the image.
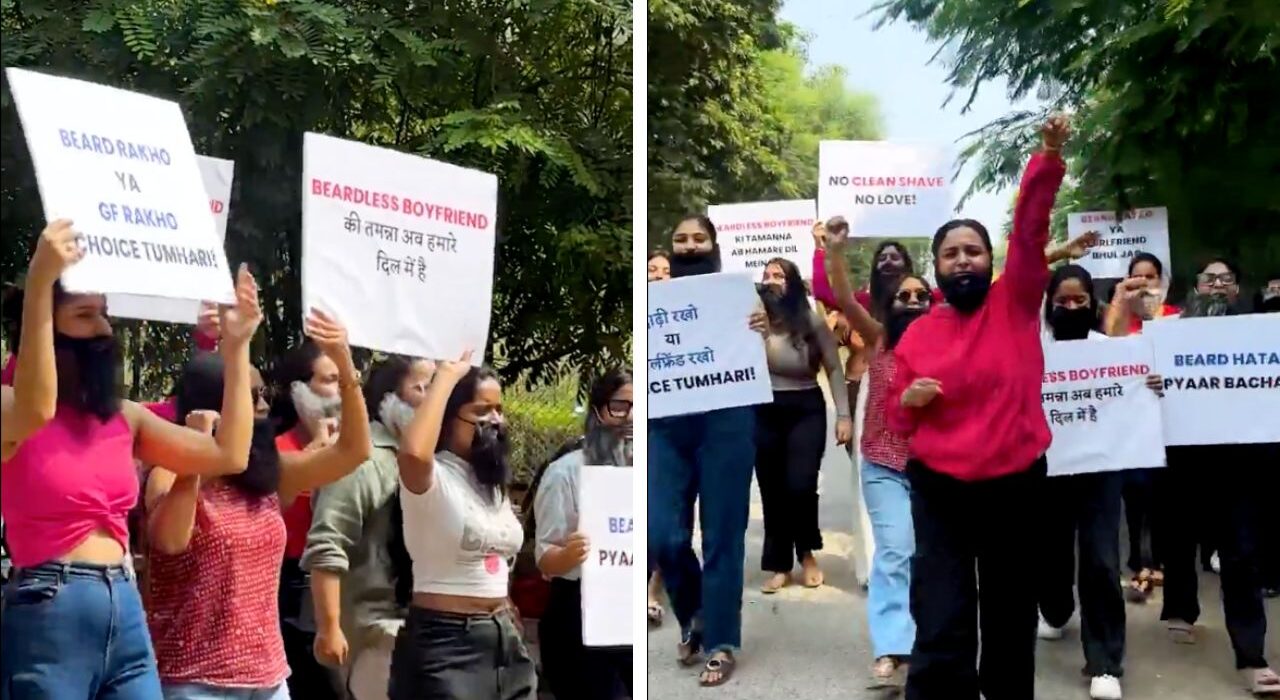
[291,380,342,429]
[378,391,417,439]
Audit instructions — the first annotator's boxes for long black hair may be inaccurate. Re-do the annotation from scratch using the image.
[760,257,823,372]
[868,240,917,321]
[877,274,934,350]
[267,339,323,436]
[362,355,417,424]
[583,367,633,466]
[1043,264,1100,329]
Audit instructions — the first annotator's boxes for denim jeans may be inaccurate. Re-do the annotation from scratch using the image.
[861,459,915,659]
[648,406,755,653]
[163,683,290,699]
[1,561,162,699]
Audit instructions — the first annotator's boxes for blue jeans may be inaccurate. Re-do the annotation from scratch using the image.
[648,406,755,653]
[861,459,915,659]
[1,562,162,699]
[163,683,290,699]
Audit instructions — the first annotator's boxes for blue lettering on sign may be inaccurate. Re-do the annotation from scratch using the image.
[58,129,172,165]
[608,517,633,534]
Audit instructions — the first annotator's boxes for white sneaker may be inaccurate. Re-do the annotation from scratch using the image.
[1090,674,1123,700]
[1037,614,1065,640]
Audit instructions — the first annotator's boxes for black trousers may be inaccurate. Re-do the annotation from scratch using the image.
[390,607,537,700]
[280,558,342,700]
[754,387,827,573]
[539,578,632,700]
[1038,471,1126,678]
[1121,468,1163,574]
[1159,445,1271,669]
[905,458,1046,700]
[1263,444,1280,591]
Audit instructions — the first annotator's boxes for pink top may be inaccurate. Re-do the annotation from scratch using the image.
[861,351,910,471]
[0,409,138,567]
[147,481,289,687]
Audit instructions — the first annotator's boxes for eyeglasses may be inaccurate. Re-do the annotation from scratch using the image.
[606,399,633,418]
[1197,272,1236,286]
[895,289,930,304]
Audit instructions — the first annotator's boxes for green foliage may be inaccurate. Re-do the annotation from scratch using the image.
[874,0,1280,288]
[647,4,882,247]
[1,0,633,396]
[503,376,583,485]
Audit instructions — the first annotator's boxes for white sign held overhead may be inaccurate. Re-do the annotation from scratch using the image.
[708,200,817,280]
[1146,315,1280,446]
[301,133,498,361]
[579,466,634,648]
[817,141,952,239]
[5,68,234,304]
[108,155,236,324]
[1041,336,1166,477]
[647,273,772,419]
[1067,207,1171,280]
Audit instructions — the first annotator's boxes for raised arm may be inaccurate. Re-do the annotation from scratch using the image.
[1104,277,1147,337]
[398,352,473,494]
[1004,117,1070,314]
[144,410,218,555]
[277,311,371,504]
[823,222,885,346]
[1,220,82,459]
[811,224,838,309]
[133,265,260,477]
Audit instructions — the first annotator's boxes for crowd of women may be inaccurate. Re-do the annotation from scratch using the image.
[645,116,1279,699]
[0,219,634,700]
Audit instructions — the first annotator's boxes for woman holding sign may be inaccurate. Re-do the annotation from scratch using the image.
[534,368,634,700]
[885,116,1070,700]
[390,357,531,699]
[1,220,260,699]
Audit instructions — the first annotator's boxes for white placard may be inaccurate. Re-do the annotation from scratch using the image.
[579,465,633,648]
[818,141,952,238]
[107,155,235,324]
[1146,315,1280,446]
[1067,207,1171,280]
[708,200,816,280]
[1041,336,1166,477]
[647,273,772,419]
[301,133,497,361]
[5,68,234,304]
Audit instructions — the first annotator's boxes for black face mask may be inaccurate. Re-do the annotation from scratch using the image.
[1049,306,1096,341]
[885,307,928,348]
[469,420,512,489]
[1260,295,1280,313]
[54,333,122,422]
[227,418,282,498]
[936,270,992,313]
[669,250,719,278]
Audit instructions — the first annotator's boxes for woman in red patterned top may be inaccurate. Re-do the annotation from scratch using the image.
[144,310,372,700]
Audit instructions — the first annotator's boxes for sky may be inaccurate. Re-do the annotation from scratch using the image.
[781,0,1042,243]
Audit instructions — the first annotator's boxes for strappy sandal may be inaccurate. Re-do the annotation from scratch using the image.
[677,629,704,667]
[1246,667,1280,696]
[699,652,736,687]
[1125,570,1153,603]
[648,600,664,627]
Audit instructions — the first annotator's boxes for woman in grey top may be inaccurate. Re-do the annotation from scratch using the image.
[534,369,634,699]
[756,257,852,593]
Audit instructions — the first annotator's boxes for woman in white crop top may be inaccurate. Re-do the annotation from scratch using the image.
[389,353,533,700]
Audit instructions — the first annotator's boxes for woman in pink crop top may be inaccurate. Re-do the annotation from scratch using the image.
[1,220,263,700]
[144,310,371,700]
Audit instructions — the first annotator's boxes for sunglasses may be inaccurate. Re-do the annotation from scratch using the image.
[895,289,930,304]
[1197,272,1236,286]
[606,399,633,418]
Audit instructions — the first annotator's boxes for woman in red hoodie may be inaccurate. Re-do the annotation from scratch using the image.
[887,116,1070,700]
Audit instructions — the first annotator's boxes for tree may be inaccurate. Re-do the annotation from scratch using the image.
[1,0,632,397]
[874,0,1280,287]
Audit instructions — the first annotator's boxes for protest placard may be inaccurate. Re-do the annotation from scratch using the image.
[107,155,235,324]
[1041,336,1166,477]
[579,465,633,648]
[817,141,952,238]
[1067,207,1171,280]
[5,68,234,304]
[301,133,498,361]
[1146,315,1280,446]
[648,273,772,419]
[708,200,816,280]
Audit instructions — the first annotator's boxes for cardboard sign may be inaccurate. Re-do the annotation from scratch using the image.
[107,155,235,323]
[1041,336,1166,476]
[301,133,498,361]
[579,465,634,648]
[647,273,772,419]
[818,141,952,238]
[6,68,234,304]
[1067,207,1171,280]
[707,200,816,280]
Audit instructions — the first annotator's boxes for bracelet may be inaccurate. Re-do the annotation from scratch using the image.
[338,370,362,390]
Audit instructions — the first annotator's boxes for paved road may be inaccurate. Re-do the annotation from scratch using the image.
[647,415,1279,699]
